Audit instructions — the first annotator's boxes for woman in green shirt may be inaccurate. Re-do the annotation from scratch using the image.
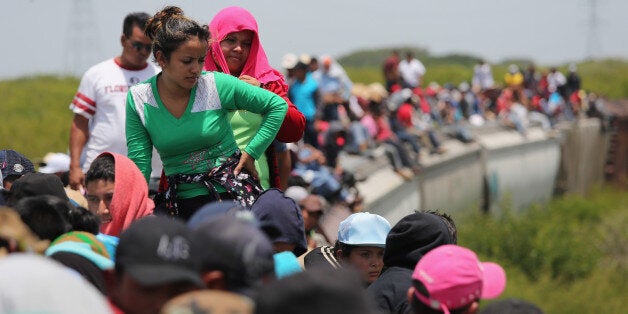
[126,6,287,220]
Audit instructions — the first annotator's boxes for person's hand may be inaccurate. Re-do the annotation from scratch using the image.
[239,75,261,87]
[69,166,85,191]
[234,151,258,179]
[313,149,326,165]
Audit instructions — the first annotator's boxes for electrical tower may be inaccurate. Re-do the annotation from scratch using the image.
[63,0,101,76]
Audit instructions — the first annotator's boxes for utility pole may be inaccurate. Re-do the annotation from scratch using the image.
[63,0,101,77]
[585,0,601,60]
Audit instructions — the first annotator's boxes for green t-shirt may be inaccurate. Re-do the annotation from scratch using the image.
[126,71,287,199]
[229,110,272,189]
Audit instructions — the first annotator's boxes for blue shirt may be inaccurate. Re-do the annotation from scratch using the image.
[289,73,319,121]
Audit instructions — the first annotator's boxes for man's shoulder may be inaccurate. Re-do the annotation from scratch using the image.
[82,59,157,84]
[84,58,117,74]
[303,245,340,270]
[86,59,158,75]
[368,267,413,292]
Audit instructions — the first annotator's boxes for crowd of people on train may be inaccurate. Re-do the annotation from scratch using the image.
[0,5,600,313]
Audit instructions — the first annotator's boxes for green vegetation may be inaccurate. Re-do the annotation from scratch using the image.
[459,186,627,313]
[341,47,628,100]
[0,75,78,162]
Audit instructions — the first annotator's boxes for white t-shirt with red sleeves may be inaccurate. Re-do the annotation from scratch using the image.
[70,58,162,177]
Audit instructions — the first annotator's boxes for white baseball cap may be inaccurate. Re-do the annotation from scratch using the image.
[38,153,70,174]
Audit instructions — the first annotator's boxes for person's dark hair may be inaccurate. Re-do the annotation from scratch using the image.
[307,57,319,72]
[255,267,377,314]
[409,279,473,314]
[85,154,115,185]
[287,175,309,189]
[2,175,20,187]
[114,263,126,279]
[123,12,151,38]
[424,210,458,244]
[68,205,101,234]
[145,6,210,60]
[13,195,73,241]
[333,240,354,259]
[59,171,70,186]
[293,62,308,72]
[369,100,384,116]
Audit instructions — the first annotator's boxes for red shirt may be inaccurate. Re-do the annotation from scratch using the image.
[375,116,393,142]
[397,103,414,129]
[264,80,305,143]
[383,55,400,80]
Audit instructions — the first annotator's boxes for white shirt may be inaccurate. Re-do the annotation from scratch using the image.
[547,71,566,93]
[398,58,426,88]
[70,58,162,177]
[472,63,494,89]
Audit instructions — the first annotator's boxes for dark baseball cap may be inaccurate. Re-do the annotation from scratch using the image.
[251,189,307,257]
[0,150,35,181]
[4,173,69,206]
[116,216,203,287]
[191,215,275,296]
[188,200,280,239]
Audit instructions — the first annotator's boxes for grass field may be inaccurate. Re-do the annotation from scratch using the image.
[0,75,78,163]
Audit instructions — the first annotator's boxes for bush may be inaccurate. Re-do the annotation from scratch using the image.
[459,187,627,313]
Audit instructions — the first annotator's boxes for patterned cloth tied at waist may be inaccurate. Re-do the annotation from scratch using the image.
[163,150,263,216]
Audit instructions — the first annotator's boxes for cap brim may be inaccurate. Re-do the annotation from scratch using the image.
[481,262,506,299]
[259,222,281,239]
[343,242,386,248]
[38,166,60,174]
[125,264,204,288]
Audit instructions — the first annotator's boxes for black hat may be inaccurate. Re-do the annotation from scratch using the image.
[251,189,307,256]
[187,200,247,229]
[5,173,69,206]
[383,212,456,269]
[116,216,203,287]
[191,215,275,297]
[187,200,280,239]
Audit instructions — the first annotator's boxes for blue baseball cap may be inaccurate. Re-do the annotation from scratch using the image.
[0,150,35,180]
[337,212,391,248]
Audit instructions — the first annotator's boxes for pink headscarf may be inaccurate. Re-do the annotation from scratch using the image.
[204,6,284,84]
[99,152,154,236]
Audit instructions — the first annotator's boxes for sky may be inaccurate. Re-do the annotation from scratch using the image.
[1,0,627,79]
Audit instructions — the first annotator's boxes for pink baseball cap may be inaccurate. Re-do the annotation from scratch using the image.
[412,244,506,314]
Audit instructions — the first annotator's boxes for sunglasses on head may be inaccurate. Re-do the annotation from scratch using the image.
[130,41,151,52]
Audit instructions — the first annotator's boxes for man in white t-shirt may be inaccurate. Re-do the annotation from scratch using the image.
[69,12,161,191]
[398,51,426,88]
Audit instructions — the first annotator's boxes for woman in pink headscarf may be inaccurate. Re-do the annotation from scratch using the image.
[205,6,305,190]
[85,152,154,236]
